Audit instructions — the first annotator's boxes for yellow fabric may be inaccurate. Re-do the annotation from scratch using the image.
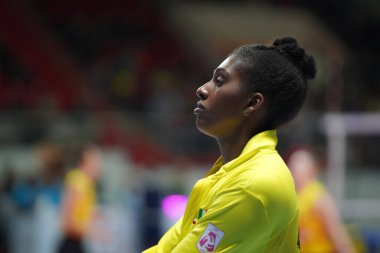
[144,130,300,253]
[63,169,96,236]
[298,181,335,253]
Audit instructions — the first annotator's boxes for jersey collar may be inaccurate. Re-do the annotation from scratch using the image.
[206,130,278,177]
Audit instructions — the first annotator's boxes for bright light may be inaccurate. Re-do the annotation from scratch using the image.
[161,194,188,220]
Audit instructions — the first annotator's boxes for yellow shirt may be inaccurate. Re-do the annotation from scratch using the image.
[63,168,96,237]
[144,130,300,253]
[298,181,335,253]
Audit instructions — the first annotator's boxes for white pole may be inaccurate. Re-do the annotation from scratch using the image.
[325,113,346,209]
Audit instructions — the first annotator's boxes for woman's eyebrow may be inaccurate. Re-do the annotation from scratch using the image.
[214,68,228,76]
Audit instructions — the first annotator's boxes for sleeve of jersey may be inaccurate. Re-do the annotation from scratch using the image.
[66,171,85,190]
[142,216,183,253]
[171,188,270,252]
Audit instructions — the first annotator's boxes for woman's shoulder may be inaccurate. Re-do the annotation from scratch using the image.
[230,153,295,200]
[239,150,289,179]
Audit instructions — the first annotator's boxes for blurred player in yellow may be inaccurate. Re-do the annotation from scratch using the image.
[144,37,317,252]
[57,144,102,253]
[288,148,355,253]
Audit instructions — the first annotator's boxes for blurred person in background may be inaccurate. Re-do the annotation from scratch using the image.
[35,141,65,206]
[288,148,356,253]
[34,141,65,253]
[57,143,103,253]
[144,37,316,252]
[6,167,38,253]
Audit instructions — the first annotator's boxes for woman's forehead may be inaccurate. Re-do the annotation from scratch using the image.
[214,55,244,84]
[217,56,238,69]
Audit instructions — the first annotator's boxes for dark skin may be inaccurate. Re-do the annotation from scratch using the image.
[194,55,267,163]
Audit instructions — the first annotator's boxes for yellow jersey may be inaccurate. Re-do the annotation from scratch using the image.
[63,168,96,237]
[298,181,335,253]
[144,130,300,253]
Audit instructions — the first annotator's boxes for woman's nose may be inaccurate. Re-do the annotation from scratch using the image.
[196,85,208,100]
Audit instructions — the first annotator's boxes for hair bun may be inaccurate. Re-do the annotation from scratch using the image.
[273,37,316,80]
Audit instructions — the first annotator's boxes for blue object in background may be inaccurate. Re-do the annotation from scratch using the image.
[37,182,62,207]
[362,229,380,253]
[10,180,38,211]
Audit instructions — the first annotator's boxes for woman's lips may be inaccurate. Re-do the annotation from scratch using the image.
[194,107,204,116]
[194,102,205,116]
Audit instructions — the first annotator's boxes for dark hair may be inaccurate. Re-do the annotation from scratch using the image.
[231,37,316,129]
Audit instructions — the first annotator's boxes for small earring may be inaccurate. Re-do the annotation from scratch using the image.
[244,109,251,117]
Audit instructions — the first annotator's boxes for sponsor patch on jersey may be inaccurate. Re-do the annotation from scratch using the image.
[197,223,224,253]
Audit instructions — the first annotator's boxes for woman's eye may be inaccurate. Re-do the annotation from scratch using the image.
[215,76,224,86]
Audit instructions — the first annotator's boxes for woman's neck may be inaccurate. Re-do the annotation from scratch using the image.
[216,127,261,164]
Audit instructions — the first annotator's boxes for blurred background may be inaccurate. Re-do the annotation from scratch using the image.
[0,0,379,252]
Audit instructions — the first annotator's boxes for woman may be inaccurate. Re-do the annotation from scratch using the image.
[58,144,103,253]
[288,148,356,253]
[144,37,316,252]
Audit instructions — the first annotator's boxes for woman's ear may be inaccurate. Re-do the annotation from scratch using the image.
[243,93,264,117]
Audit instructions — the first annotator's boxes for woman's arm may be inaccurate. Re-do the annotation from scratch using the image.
[316,192,356,253]
[60,185,84,236]
[143,216,183,253]
[170,188,271,252]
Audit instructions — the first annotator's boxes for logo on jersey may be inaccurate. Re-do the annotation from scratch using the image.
[197,223,224,253]
[193,209,207,224]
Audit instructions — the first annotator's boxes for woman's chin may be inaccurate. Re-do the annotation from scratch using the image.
[196,119,208,133]
[196,120,216,138]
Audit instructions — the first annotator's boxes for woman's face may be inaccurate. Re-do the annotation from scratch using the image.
[194,56,250,138]
[288,150,318,188]
[82,148,103,180]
